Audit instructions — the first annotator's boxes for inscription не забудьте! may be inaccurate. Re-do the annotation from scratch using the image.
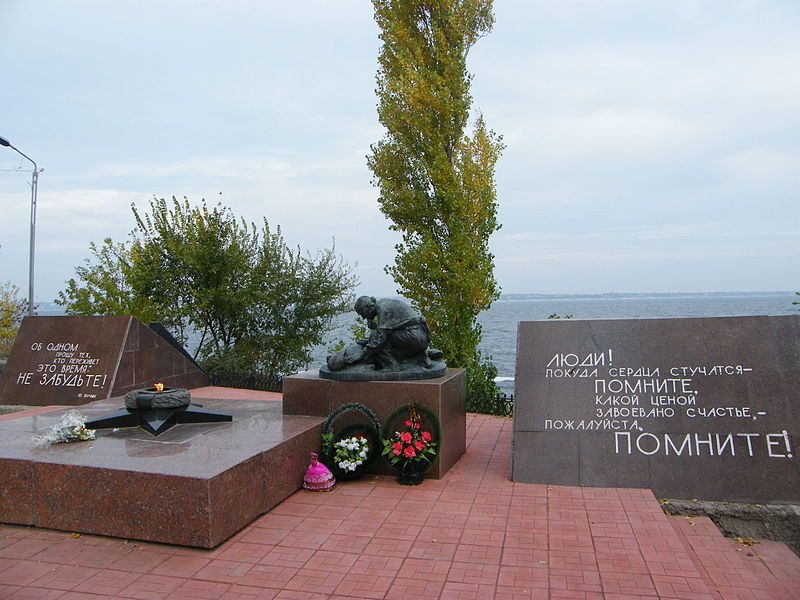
[542,349,793,461]
[1,315,212,408]
[15,341,109,401]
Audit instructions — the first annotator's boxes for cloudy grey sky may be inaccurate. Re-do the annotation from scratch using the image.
[1,1,798,302]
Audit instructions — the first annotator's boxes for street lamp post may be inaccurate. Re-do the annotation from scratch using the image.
[0,135,42,316]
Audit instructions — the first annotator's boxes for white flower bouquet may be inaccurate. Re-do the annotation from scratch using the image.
[33,410,96,448]
[333,436,369,472]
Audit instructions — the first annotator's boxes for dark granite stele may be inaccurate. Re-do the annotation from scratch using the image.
[512,315,800,504]
[0,315,210,407]
[0,396,323,548]
[282,368,466,479]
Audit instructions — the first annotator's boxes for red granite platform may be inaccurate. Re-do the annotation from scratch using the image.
[0,398,798,599]
[0,390,322,548]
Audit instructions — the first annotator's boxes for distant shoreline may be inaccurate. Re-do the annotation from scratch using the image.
[35,290,797,313]
[496,291,795,300]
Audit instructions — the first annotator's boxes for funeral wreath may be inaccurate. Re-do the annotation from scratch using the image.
[382,404,439,484]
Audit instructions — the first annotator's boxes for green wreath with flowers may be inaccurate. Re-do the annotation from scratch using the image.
[321,402,382,480]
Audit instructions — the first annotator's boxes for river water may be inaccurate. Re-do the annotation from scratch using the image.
[39,291,798,395]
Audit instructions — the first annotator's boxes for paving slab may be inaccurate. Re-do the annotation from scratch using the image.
[0,392,797,598]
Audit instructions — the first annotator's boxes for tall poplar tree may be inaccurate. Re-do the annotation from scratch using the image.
[368,0,504,394]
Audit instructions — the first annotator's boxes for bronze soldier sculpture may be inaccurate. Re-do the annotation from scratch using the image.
[321,296,446,381]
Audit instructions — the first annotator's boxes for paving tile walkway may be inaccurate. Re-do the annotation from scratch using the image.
[0,411,798,599]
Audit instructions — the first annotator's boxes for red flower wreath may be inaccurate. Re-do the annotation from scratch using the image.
[382,405,438,469]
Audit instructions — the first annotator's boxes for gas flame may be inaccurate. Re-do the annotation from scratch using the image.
[154,383,165,392]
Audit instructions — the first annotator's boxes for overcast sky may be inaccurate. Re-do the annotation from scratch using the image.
[1,1,798,302]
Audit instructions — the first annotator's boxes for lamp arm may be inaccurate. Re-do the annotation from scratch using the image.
[9,144,37,172]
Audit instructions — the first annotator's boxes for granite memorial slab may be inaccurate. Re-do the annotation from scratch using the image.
[0,396,324,547]
[0,316,210,406]
[512,315,799,503]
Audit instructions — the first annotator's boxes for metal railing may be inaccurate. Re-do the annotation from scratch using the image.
[466,391,513,417]
[210,371,283,393]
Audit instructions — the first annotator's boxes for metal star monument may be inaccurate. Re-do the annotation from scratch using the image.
[85,404,232,436]
[84,388,232,436]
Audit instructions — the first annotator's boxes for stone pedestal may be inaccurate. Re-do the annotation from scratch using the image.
[283,368,466,479]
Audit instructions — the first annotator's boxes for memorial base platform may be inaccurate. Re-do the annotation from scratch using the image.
[0,395,322,548]
[282,368,466,479]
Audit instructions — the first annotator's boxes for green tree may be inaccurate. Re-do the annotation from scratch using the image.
[0,281,28,360]
[58,196,356,380]
[367,0,503,395]
[126,196,260,353]
[59,238,160,325]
